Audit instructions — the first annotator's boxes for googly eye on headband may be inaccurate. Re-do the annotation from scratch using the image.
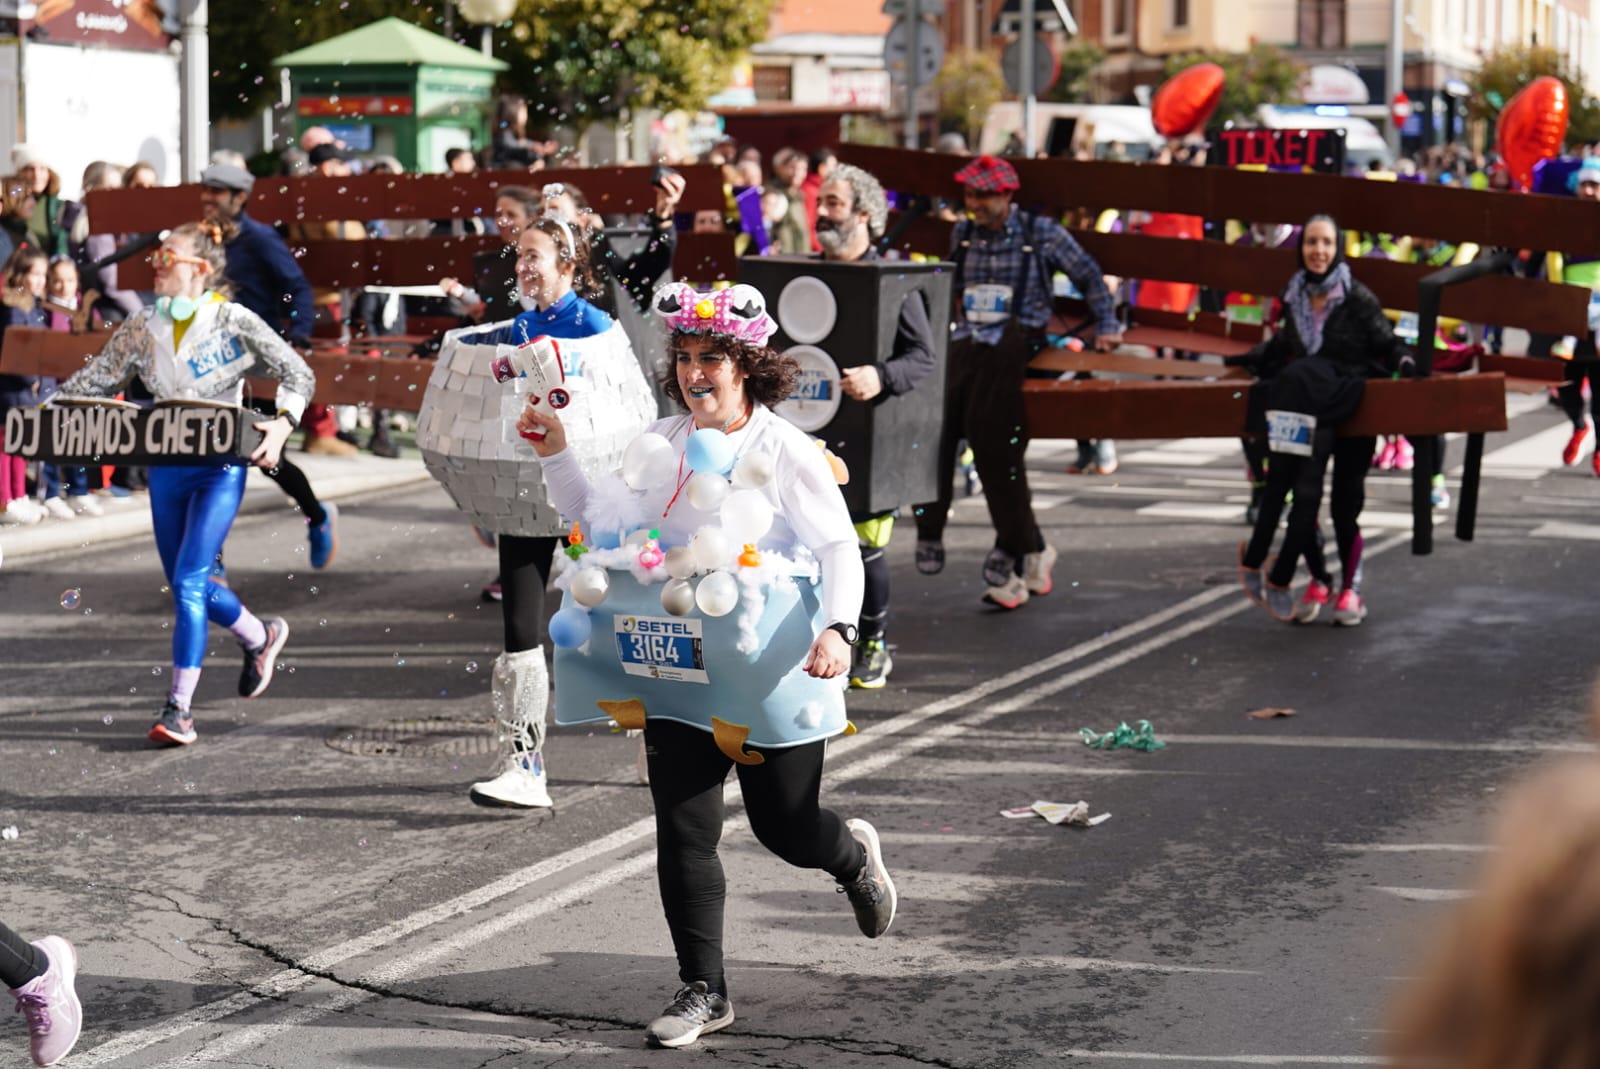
[652,282,778,347]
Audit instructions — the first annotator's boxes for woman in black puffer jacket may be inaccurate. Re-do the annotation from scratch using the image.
[1232,214,1410,626]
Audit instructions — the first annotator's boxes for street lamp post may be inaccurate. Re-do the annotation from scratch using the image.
[457,0,517,57]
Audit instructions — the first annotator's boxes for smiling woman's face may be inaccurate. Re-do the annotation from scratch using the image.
[674,334,748,430]
[1302,220,1338,275]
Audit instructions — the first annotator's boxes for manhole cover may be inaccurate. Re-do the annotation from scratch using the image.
[1150,568,1234,588]
[326,716,499,758]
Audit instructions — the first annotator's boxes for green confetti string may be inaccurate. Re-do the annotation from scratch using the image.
[1078,719,1166,752]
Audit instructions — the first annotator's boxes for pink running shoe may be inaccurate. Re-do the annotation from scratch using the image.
[1333,588,1368,627]
[1375,439,1398,470]
[9,936,81,1067]
[1295,579,1331,623]
[1394,437,1415,471]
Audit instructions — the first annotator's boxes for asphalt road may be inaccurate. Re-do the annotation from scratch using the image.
[3,395,1598,1068]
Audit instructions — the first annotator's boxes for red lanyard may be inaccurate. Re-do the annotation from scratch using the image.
[661,408,752,519]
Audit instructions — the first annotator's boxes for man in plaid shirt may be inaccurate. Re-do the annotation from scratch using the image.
[914,154,1122,609]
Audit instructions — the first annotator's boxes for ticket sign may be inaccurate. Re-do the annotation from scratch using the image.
[3,402,265,466]
[1209,128,1347,174]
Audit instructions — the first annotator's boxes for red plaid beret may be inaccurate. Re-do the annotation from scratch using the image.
[953,154,1020,193]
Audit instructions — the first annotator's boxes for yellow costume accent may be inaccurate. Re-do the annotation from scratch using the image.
[711,716,765,765]
[597,698,647,731]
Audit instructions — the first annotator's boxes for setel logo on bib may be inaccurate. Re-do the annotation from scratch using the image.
[774,344,842,433]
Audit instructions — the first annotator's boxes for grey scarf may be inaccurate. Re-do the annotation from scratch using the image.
[1283,261,1351,356]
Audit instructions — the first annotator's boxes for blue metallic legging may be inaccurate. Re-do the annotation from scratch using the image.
[148,464,247,669]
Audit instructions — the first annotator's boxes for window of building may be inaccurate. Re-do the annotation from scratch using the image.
[1173,0,1189,29]
[1296,0,1347,49]
[1103,0,1132,41]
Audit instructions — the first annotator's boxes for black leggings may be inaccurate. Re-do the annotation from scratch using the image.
[1559,362,1600,431]
[915,326,1044,563]
[859,544,890,641]
[0,921,43,988]
[499,534,558,653]
[645,719,863,997]
[264,457,326,527]
[1244,432,1374,590]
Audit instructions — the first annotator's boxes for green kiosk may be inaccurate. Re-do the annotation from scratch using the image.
[276,17,507,173]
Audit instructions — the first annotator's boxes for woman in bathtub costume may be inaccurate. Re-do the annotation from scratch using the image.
[417,214,656,808]
[518,282,898,1049]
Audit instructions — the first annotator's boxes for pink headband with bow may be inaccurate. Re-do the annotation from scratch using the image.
[652,283,778,347]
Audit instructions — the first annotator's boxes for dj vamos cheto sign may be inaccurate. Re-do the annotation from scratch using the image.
[3,403,264,466]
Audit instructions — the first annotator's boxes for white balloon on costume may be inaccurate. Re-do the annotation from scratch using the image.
[570,567,610,608]
[664,545,697,580]
[621,433,677,491]
[690,527,731,571]
[720,490,774,545]
[685,471,730,512]
[694,571,739,617]
[732,451,775,489]
[660,578,696,616]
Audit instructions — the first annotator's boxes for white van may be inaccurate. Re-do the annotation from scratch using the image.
[980,102,1164,160]
[1255,106,1393,172]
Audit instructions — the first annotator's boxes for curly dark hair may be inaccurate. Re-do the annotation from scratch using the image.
[660,331,801,410]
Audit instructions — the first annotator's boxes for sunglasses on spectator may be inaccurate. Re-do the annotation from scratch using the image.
[149,249,210,270]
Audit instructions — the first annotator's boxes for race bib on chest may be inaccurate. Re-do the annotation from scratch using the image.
[1587,291,1600,334]
[614,615,708,684]
[183,334,248,384]
[963,283,1014,325]
[1394,311,1420,342]
[1266,410,1316,456]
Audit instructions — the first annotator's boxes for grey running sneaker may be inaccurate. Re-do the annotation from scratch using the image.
[148,701,196,746]
[644,982,734,1049]
[1238,542,1264,606]
[838,818,897,937]
[914,540,944,575]
[239,617,290,698]
[1265,583,1296,623]
[848,641,893,690]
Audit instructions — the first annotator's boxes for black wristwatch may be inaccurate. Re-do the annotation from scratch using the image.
[276,409,300,430]
[826,622,859,644]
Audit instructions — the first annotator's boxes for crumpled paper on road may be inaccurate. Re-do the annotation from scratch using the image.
[1078,719,1166,751]
[1000,800,1111,827]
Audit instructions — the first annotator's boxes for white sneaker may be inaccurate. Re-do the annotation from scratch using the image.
[469,752,553,808]
[41,497,76,521]
[982,573,1030,610]
[69,494,103,516]
[1022,543,1058,595]
[0,498,42,525]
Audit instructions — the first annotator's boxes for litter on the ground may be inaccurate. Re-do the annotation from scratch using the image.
[0,826,17,840]
[1001,800,1111,827]
[1247,707,1297,719]
[1079,719,1166,751]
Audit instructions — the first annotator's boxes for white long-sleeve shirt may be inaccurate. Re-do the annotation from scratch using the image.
[539,404,864,629]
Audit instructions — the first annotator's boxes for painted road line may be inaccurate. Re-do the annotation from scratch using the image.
[1330,843,1491,853]
[1137,502,1247,522]
[1162,734,1592,754]
[1370,887,1475,902]
[1055,1052,1383,1064]
[1531,520,1600,541]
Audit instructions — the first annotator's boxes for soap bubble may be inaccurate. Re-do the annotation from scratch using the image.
[59,589,81,610]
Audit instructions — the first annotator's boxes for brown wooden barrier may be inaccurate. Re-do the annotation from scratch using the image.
[1022,373,1509,440]
[841,145,1600,255]
[0,327,432,407]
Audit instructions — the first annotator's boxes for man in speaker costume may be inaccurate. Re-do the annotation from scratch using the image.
[812,163,937,687]
[913,155,1122,609]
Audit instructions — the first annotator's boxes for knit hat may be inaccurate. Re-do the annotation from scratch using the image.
[953,154,1020,194]
[10,144,45,172]
[1573,157,1600,189]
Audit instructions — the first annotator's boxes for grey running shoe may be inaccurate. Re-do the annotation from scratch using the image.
[239,616,290,698]
[1265,583,1296,623]
[838,818,897,938]
[645,982,734,1048]
[849,641,893,689]
[914,540,944,575]
[981,547,1016,589]
[148,701,196,746]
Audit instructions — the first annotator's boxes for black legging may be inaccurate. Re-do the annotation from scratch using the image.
[1245,431,1375,590]
[914,325,1044,565]
[249,398,325,525]
[1559,362,1600,431]
[645,719,863,998]
[858,544,890,641]
[499,534,558,653]
[0,921,43,988]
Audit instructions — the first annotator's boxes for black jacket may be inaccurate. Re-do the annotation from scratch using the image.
[1228,278,1405,381]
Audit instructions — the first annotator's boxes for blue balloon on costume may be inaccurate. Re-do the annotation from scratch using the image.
[685,428,737,475]
[549,606,593,648]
